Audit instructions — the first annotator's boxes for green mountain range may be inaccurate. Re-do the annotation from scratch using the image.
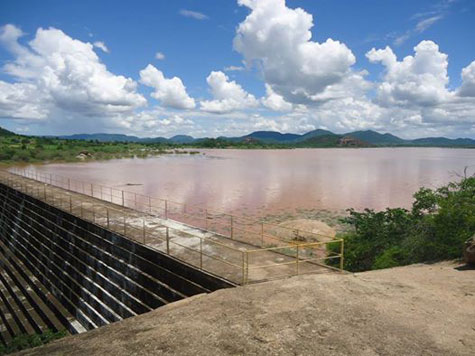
[54,129,475,147]
[1,125,474,147]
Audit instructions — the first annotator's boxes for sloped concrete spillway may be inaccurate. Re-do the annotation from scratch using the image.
[0,182,234,346]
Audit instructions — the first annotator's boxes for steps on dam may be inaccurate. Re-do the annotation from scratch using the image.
[0,182,233,346]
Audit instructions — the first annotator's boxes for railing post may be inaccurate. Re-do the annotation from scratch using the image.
[143,219,146,244]
[67,178,70,191]
[69,196,72,212]
[340,240,345,271]
[296,245,300,275]
[106,208,110,228]
[166,227,170,254]
[241,251,246,285]
[165,200,168,219]
[230,215,234,239]
[122,190,125,206]
[123,216,126,235]
[92,206,95,223]
[200,238,203,269]
[80,202,83,218]
[134,193,137,209]
[245,251,249,284]
[205,209,208,230]
[148,196,152,213]
[261,222,264,247]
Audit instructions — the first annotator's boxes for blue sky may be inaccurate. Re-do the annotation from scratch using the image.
[0,0,474,138]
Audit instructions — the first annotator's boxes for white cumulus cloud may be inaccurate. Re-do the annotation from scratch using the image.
[261,84,292,111]
[200,71,258,113]
[0,24,146,121]
[139,64,196,110]
[233,0,357,105]
[155,52,165,60]
[458,61,475,97]
[366,40,450,107]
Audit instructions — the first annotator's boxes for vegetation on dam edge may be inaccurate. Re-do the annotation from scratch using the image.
[329,174,475,271]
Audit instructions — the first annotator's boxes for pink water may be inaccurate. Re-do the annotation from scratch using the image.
[23,148,475,217]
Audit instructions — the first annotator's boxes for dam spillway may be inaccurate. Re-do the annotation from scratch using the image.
[0,179,233,346]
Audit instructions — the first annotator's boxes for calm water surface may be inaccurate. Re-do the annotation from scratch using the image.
[24,148,475,217]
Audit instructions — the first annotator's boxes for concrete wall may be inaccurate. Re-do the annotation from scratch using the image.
[0,182,233,345]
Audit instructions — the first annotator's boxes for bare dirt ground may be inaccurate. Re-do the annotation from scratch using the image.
[18,261,475,356]
[272,219,336,242]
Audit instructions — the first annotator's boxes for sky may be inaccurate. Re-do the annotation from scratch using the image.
[0,0,474,139]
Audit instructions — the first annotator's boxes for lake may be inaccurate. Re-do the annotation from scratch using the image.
[20,148,475,219]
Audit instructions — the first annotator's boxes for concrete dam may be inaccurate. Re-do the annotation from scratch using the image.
[0,177,233,345]
[0,169,343,348]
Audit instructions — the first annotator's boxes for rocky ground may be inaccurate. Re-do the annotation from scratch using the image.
[18,261,475,356]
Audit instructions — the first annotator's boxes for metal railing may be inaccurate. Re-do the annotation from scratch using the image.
[1,169,345,284]
[8,168,335,248]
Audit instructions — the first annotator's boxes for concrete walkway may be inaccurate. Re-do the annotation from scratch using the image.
[0,171,337,284]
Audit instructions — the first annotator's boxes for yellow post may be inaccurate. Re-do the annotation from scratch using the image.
[261,222,264,247]
[340,240,345,271]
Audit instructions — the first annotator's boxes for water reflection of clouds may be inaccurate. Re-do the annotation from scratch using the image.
[26,148,475,216]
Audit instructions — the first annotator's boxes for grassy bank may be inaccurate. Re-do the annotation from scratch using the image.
[0,330,67,355]
[0,128,194,164]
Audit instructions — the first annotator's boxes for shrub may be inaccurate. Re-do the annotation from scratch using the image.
[331,176,475,272]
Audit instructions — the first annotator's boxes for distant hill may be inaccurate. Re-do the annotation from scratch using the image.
[297,129,336,142]
[168,135,195,144]
[410,137,475,147]
[343,130,406,145]
[56,133,168,143]
[48,128,475,148]
[0,126,15,137]
[58,133,145,142]
[240,131,301,143]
